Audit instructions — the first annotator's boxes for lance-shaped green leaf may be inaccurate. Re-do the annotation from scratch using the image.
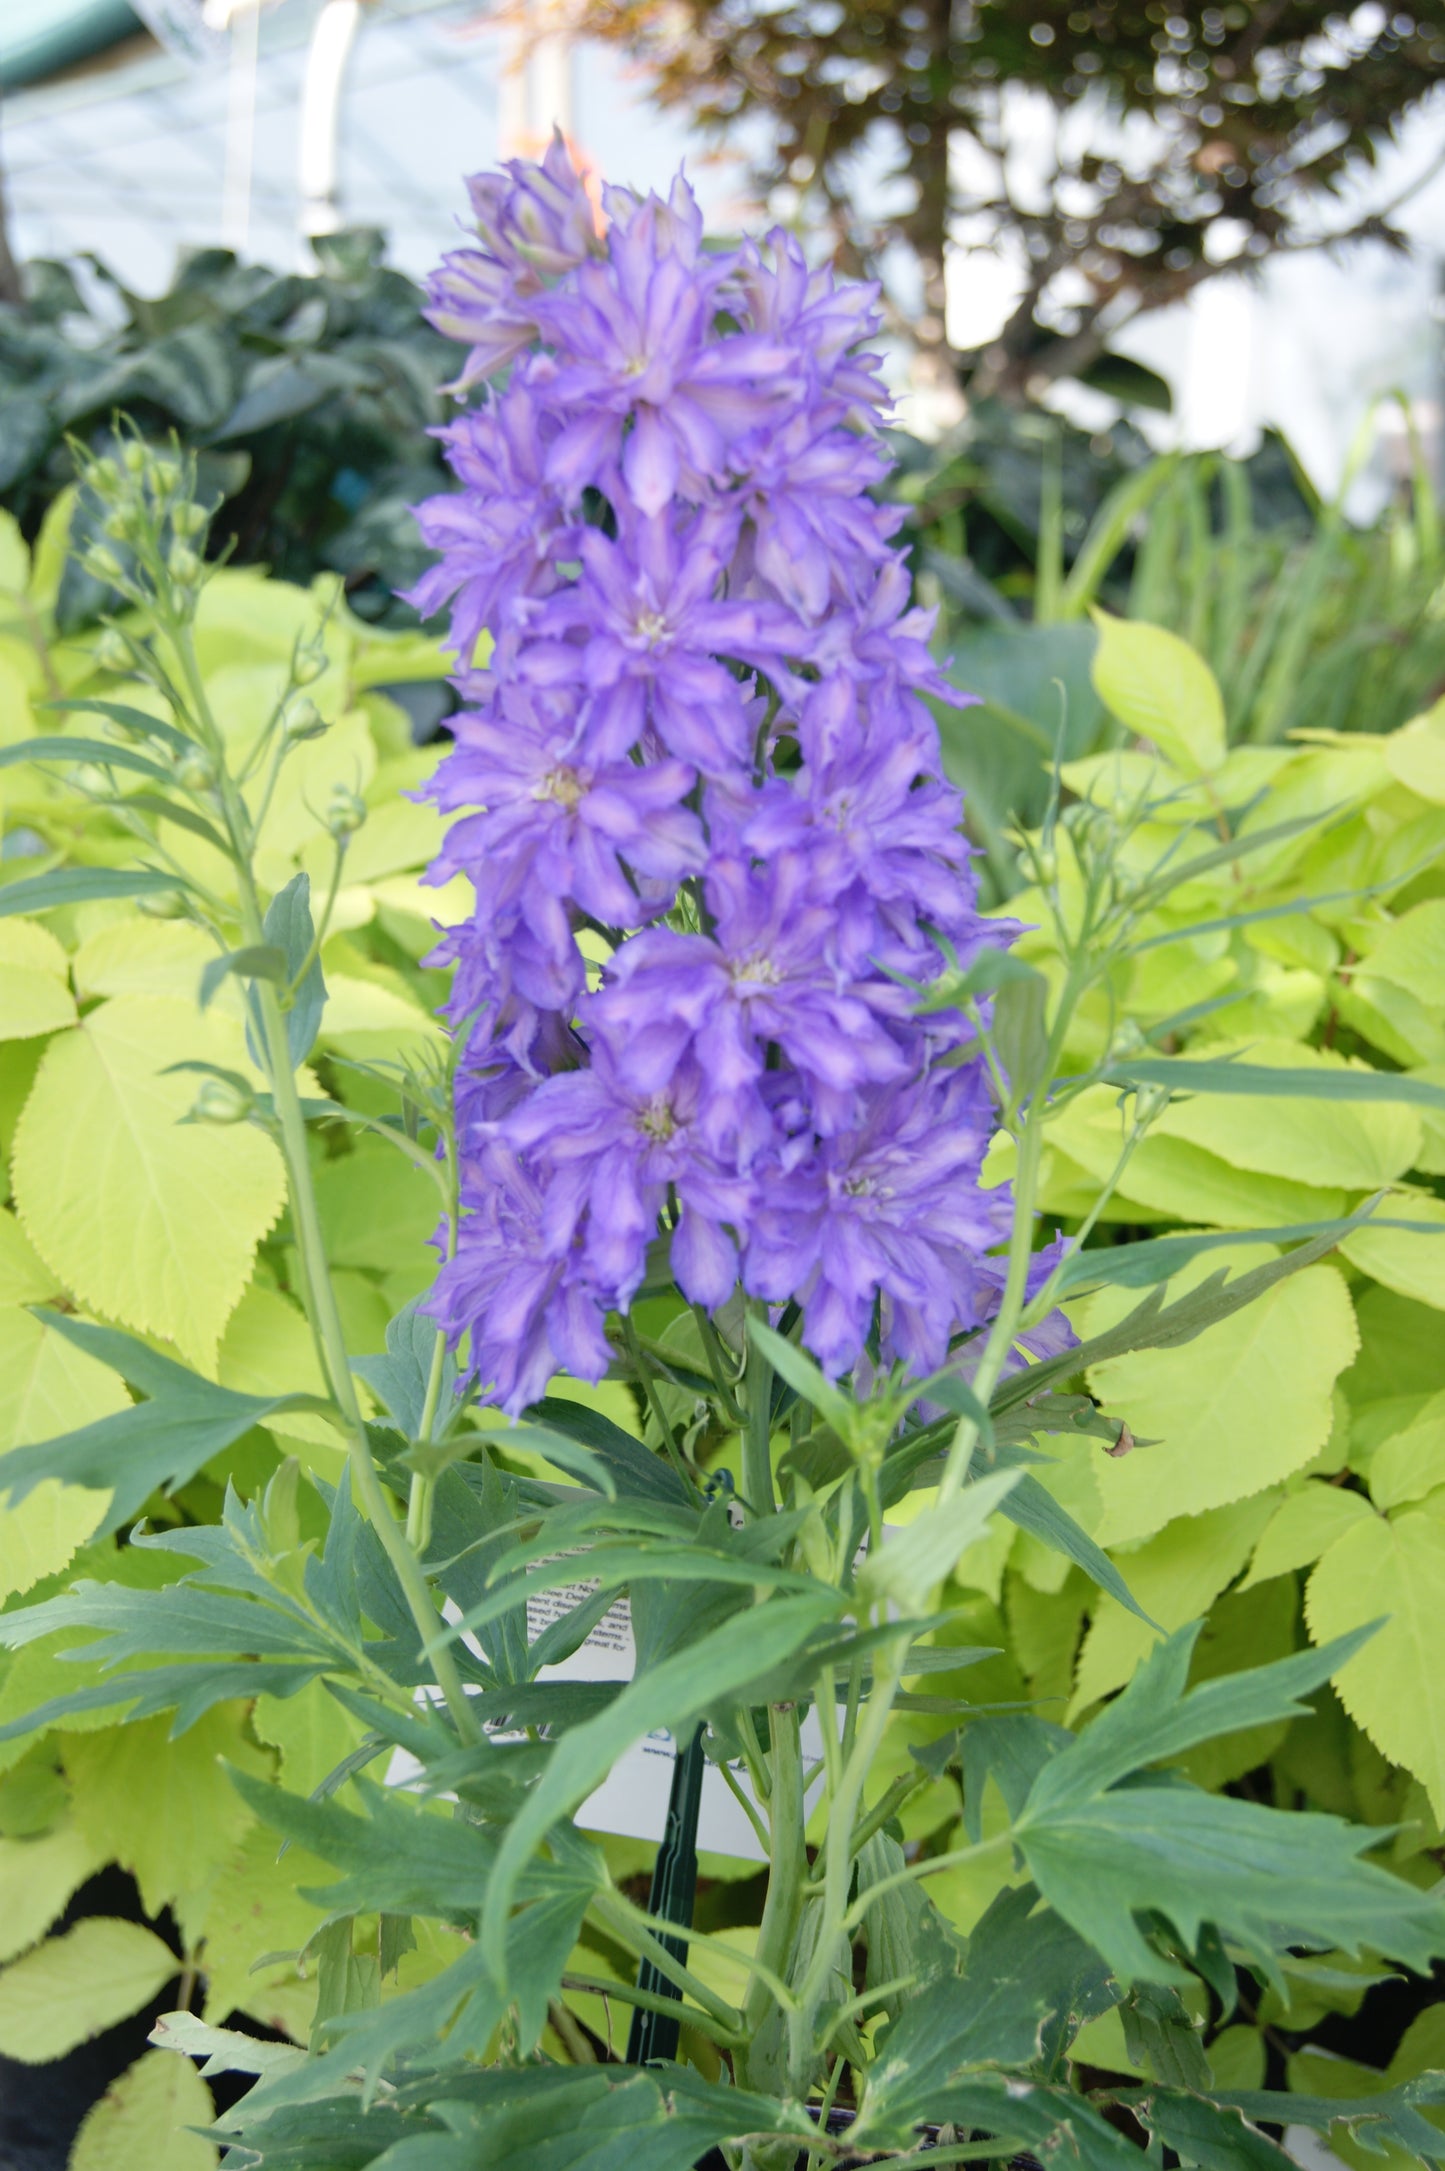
[0,735,173,781]
[857,1469,1021,1611]
[251,871,327,1067]
[0,1312,332,1534]
[992,1208,1380,1415]
[43,696,190,753]
[997,1469,1155,1624]
[480,1588,841,1984]
[198,943,288,1011]
[748,1315,857,1437]
[521,1397,692,1507]
[353,1298,455,1442]
[0,866,186,918]
[1103,1056,1445,1112]
[1053,1215,1445,1294]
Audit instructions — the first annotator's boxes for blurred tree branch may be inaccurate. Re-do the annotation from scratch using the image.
[548,0,1445,402]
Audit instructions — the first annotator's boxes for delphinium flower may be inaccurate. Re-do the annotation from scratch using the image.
[414,139,1036,1415]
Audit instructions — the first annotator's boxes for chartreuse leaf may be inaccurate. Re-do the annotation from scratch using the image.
[0,920,75,1039]
[1091,609,1226,774]
[1341,1192,1445,1311]
[0,1306,122,1594]
[481,1590,842,1985]
[0,1917,178,2062]
[63,1706,269,1920]
[1306,1495,1445,1818]
[11,994,287,1368]
[0,1311,329,1535]
[1240,1481,1375,1587]
[0,1822,100,1963]
[1080,1244,1358,1546]
[69,2048,217,2171]
[1014,1627,1445,1985]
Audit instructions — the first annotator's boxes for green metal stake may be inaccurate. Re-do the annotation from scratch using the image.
[627,1725,706,2066]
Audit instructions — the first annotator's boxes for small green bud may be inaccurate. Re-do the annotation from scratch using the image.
[188,1075,253,1125]
[72,763,111,797]
[93,626,132,673]
[1033,847,1057,885]
[121,440,148,476]
[1113,864,1141,901]
[84,456,121,498]
[171,500,208,539]
[137,888,187,919]
[282,695,327,744]
[1110,1019,1146,1060]
[83,545,125,586]
[325,784,368,839]
[293,648,327,687]
[168,542,201,585]
[175,746,216,791]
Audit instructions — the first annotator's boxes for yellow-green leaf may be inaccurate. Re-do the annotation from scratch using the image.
[0,964,76,1043]
[68,2047,217,2171]
[1240,1481,1375,1587]
[0,1823,99,1964]
[64,1707,269,1925]
[1341,1192,1445,1311]
[1083,1252,1358,1546]
[1147,1039,1421,1192]
[1365,1392,1445,1511]
[1382,698,1445,803]
[0,1917,178,2062]
[1306,1496,1445,1820]
[1356,900,1445,1011]
[1071,1495,1276,1714]
[70,918,214,1004]
[1090,610,1226,774]
[0,1209,59,1304]
[11,995,287,1368]
[198,1823,329,2038]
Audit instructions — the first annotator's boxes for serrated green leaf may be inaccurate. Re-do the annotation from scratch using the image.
[0,1916,178,2062]
[1091,610,1226,774]
[0,1820,99,1963]
[11,995,287,1367]
[69,2046,218,2171]
[1240,1481,1374,1587]
[1306,1498,1445,1819]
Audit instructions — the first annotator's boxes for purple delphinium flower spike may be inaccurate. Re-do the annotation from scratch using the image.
[418,142,1059,1415]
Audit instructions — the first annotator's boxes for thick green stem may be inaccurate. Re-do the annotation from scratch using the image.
[740,1705,806,2071]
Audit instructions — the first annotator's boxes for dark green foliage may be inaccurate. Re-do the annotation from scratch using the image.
[3,234,454,626]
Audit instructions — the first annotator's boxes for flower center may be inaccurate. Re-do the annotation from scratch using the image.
[535,764,586,809]
[635,609,669,646]
[731,950,781,987]
[841,1172,876,1199]
[636,1093,678,1142]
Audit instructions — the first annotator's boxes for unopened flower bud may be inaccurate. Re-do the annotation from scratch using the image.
[121,440,148,476]
[325,784,367,839]
[104,504,137,542]
[175,746,216,791]
[94,627,132,673]
[189,1075,253,1125]
[1110,1019,1146,1060]
[171,500,208,539]
[168,543,201,585]
[84,456,121,497]
[1033,848,1057,885]
[282,695,326,744]
[293,649,326,687]
[84,545,125,586]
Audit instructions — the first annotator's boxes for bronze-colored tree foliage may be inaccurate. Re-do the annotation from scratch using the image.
[567,0,1445,399]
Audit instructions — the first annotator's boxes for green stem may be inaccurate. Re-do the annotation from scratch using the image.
[560,1974,741,2052]
[591,1891,743,2035]
[407,1139,459,1555]
[623,1315,695,1495]
[168,616,481,1748]
[743,1307,776,1516]
[740,1705,806,2068]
